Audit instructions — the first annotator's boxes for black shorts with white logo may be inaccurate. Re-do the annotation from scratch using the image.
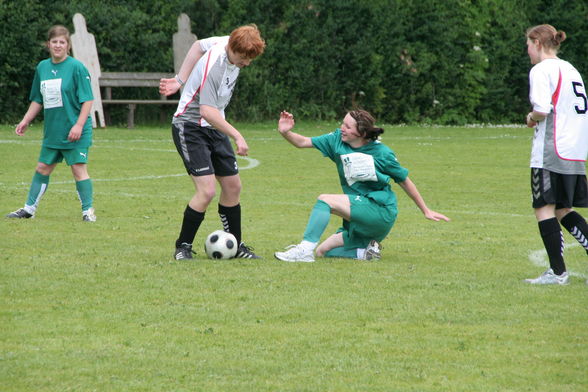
[531,168,588,209]
[172,122,238,177]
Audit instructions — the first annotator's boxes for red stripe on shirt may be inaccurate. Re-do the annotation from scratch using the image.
[174,49,215,121]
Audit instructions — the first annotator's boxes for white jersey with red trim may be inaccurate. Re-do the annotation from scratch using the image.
[529,58,588,174]
[172,36,240,128]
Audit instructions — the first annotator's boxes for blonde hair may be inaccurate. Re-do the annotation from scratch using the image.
[526,24,566,52]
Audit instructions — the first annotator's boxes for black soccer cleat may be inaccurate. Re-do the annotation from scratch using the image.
[6,208,34,219]
[234,242,261,259]
[174,242,195,260]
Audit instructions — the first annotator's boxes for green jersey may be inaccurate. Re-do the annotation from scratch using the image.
[30,56,93,149]
[311,129,409,207]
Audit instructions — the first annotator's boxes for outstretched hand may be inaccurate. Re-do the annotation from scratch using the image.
[424,209,450,222]
[278,111,295,134]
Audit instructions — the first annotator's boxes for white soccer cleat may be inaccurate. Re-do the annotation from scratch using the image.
[524,269,569,285]
[274,244,315,262]
[82,207,97,222]
[363,240,382,261]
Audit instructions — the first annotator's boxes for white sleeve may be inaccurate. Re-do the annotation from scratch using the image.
[529,65,553,114]
[199,36,229,52]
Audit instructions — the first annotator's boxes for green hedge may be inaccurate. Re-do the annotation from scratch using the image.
[1,0,586,125]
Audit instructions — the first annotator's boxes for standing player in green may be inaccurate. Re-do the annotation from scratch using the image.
[274,110,449,262]
[7,25,96,221]
[168,25,265,260]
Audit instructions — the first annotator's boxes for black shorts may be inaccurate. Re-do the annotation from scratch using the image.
[531,168,588,209]
[172,122,238,177]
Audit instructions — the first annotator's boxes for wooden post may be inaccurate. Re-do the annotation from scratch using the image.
[173,13,197,74]
[71,13,106,128]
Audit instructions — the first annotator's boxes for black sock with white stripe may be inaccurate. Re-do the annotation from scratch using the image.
[219,204,241,244]
[538,218,566,275]
[560,211,588,255]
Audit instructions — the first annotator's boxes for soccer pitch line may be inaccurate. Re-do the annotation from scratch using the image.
[529,242,588,279]
[1,156,260,189]
[445,210,528,218]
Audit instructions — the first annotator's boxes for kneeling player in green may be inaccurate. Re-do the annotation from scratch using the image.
[7,25,95,221]
[274,110,450,262]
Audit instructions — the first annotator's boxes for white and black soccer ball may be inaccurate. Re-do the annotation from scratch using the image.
[205,230,238,259]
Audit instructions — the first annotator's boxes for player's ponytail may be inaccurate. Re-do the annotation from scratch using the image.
[553,30,567,46]
[349,109,384,141]
[526,24,566,53]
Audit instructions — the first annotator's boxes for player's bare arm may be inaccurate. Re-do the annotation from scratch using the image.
[68,100,93,142]
[526,110,547,128]
[277,111,313,148]
[200,104,249,156]
[398,178,450,222]
[159,40,205,96]
[15,102,43,135]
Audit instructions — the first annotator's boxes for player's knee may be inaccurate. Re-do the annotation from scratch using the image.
[226,181,242,196]
[71,164,89,181]
[317,194,331,204]
[36,162,54,176]
[198,188,217,204]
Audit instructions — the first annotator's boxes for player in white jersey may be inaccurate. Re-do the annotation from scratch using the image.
[161,25,266,260]
[523,24,588,285]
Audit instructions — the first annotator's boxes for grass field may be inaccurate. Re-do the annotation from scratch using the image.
[1,121,587,391]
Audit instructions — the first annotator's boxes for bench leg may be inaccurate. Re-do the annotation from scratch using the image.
[127,104,136,129]
[103,107,111,126]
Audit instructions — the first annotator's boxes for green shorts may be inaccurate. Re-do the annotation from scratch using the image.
[339,194,397,249]
[39,146,89,166]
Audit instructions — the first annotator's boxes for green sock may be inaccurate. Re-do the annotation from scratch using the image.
[302,200,331,243]
[76,178,93,211]
[26,172,50,209]
[325,246,358,259]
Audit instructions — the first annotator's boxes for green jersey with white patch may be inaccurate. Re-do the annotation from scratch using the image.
[30,56,93,149]
[311,129,409,207]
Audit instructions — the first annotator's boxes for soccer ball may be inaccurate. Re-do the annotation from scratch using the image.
[205,230,238,259]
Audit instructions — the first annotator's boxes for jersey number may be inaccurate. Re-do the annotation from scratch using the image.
[572,81,587,114]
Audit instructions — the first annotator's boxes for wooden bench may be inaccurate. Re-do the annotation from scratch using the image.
[71,13,196,128]
[100,72,178,128]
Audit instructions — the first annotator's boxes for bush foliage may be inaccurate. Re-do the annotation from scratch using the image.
[1,0,586,125]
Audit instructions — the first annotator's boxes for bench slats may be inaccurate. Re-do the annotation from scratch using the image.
[99,72,174,87]
[98,72,178,128]
[102,99,179,105]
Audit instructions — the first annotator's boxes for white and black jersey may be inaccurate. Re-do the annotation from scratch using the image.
[172,36,239,128]
[529,58,588,175]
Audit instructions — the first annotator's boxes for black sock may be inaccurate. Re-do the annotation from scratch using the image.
[176,205,205,248]
[538,217,566,275]
[218,203,241,244]
[560,211,588,255]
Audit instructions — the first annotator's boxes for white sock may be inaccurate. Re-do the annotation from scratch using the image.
[300,240,317,251]
[356,248,366,259]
